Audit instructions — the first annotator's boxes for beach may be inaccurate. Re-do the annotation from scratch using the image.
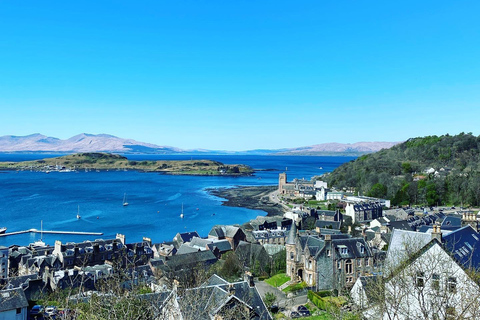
[207,185,286,217]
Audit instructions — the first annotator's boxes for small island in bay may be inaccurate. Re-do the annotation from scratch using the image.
[0,152,254,176]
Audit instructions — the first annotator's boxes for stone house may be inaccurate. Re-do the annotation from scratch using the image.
[286,223,375,292]
[252,229,286,246]
[208,225,246,250]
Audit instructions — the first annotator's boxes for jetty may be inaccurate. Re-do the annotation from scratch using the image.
[0,229,103,237]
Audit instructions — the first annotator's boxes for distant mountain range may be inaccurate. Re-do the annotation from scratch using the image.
[0,133,400,156]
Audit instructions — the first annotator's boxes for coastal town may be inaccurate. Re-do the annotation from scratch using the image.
[1,170,480,320]
[1,0,478,318]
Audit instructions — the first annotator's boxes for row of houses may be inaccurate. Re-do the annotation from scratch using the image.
[0,223,274,319]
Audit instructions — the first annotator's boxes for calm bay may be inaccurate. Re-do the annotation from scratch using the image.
[0,154,354,246]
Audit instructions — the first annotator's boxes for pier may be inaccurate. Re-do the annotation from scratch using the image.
[0,229,103,237]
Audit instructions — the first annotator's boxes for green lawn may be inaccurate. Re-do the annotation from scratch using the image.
[282,281,307,293]
[265,273,290,288]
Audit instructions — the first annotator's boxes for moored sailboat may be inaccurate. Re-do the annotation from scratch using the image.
[123,193,129,206]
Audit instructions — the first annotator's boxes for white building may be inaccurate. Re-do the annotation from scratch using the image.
[346,195,391,208]
[352,227,480,319]
[383,239,480,319]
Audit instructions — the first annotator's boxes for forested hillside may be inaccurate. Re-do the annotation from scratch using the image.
[324,133,480,206]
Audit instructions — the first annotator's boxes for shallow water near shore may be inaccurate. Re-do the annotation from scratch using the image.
[0,154,354,246]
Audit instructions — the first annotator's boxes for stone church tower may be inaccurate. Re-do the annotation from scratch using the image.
[278,172,287,194]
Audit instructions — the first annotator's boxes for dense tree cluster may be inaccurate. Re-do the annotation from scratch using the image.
[324,133,480,206]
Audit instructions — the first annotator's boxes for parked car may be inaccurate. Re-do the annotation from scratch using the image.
[30,305,44,318]
[45,306,58,318]
[297,305,311,316]
[290,311,301,318]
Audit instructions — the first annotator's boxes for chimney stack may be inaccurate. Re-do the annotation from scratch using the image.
[431,223,442,242]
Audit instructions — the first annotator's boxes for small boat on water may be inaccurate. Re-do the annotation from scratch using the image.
[180,203,184,219]
[0,227,6,234]
[123,193,129,206]
[77,205,81,219]
[31,221,46,247]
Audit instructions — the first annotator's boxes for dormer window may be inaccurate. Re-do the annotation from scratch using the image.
[338,246,348,255]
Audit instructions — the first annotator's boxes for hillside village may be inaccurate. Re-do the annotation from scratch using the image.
[1,172,480,319]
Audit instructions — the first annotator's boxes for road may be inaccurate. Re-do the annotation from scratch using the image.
[268,190,291,212]
[255,280,308,311]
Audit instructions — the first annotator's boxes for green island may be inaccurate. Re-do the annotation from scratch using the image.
[0,152,254,176]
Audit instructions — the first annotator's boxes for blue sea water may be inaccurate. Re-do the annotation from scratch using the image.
[0,154,354,246]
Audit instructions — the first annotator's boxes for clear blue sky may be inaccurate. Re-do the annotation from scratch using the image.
[0,1,479,150]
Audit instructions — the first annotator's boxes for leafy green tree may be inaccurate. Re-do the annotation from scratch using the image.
[368,183,387,198]
[264,292,277,308]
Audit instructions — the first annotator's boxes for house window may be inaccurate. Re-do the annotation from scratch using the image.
[432,273,440,291]
[16,308,21,314]
[357,259,362,267]
[366,258,370,266]
[447,277,457,293]
[345,259,353,274]
[360,246,365,254]
[326,250,331,257]
[290,252,294,260]
[337,261,342,269]
[416,272,425,288]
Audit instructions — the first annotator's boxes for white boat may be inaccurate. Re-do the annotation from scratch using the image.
[123,193,129,206]
[32,221,46,247]
[180,203,184,218]
[0,227,6,234]
[77,205,81,219]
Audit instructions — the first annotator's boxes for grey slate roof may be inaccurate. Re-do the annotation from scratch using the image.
[441,215,462,230]
[186,274,271,320]
[286,221,297,245]
[161,250,217,271]
[2,274,39,290]
[385,229,432,270]
[315,220,341,230]
[443,225,480,269]
[388,220,414,231]
[177,231,200,243]
[206,240,232,253]
[0,288,28,312]
[176,244,202,255]
[332,238,372,259]
[209,225,241,239]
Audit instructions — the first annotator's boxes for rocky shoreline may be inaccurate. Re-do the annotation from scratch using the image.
[207,185,285,217]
